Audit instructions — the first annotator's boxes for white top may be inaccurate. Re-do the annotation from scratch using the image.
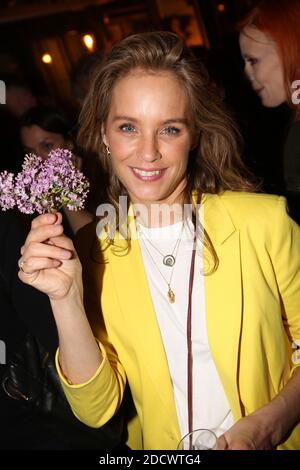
[137,218,234,438]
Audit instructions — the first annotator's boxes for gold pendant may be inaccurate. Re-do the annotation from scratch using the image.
[168,287,175,303]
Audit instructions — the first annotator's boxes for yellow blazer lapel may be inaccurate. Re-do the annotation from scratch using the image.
[203,194,243,420]
[107,222,180,437]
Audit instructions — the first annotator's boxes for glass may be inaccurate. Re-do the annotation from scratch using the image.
[177,428,217,450]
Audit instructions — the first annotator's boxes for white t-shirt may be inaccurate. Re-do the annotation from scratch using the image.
[137,218,233,438]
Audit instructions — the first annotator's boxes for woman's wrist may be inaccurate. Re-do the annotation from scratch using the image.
[251,395,287,447]
[253,367,300,448]
[49,284,85,322]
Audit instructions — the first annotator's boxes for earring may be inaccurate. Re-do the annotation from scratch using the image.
[105,144,111,157]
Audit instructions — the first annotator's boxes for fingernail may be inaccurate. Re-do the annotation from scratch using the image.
[61,250,71,259]
[54,212,61,225]
[47,213,56,223]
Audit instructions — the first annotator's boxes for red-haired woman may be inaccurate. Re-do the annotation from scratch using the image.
[239,0,300,223]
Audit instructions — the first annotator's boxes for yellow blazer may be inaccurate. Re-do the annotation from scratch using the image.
[57,192,300,450]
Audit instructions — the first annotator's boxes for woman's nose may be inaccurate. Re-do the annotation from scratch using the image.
[139,135,162,162]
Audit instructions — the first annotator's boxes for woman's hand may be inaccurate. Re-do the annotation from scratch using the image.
[18,212,83,301]
[216,414,278,450]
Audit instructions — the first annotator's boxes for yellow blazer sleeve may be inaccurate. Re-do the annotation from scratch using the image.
[55,222,126,428]
[270,197,300,374]
[55,341,124,427]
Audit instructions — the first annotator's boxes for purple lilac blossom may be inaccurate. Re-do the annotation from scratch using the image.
[0,171,16,210]
[14,149,89,214]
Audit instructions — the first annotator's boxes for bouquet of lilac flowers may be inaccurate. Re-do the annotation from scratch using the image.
[0,149,89,214]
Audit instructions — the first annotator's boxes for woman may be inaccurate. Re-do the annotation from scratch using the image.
[20,106,93,234]
[239,0,300,223]
[18,31,300,450]
[0,211,59,449]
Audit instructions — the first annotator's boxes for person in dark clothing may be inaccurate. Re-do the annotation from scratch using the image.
[0,211,124,449]
[283,120,300,224]
[0,211,59,449]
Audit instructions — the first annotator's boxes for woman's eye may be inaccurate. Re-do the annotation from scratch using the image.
[120,124,136,133]
[247,58,258,66]
[162,127,180,136]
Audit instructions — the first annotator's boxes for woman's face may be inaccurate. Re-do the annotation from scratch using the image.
[103,69,193,207]
[239,26,287,107]
[21,125,70,161]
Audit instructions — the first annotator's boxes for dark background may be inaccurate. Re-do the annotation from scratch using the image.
[0,0,291,195]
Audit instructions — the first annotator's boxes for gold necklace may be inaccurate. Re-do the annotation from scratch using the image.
[138,223,184,303]
[137,222,184,267]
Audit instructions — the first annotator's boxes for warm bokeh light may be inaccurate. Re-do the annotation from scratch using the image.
[217,3,226,13]
[41,53,52,64]
[82,34,95,51]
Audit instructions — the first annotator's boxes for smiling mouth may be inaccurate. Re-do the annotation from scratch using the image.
[131,167,166,181]
[133,168,162,176]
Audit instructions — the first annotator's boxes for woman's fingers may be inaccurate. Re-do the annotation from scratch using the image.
[25,223,64,246]
[20,232,74,257]
[21,240,73,263]
[26,213,64,246]
[216,434,228,450]
[19,238,73,276]
[31,212,63,230]
[18,214,82,300]
[46,235,75,252]
[18,257,62,276]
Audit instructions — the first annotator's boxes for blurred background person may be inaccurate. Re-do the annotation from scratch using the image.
[239,0,300,224]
